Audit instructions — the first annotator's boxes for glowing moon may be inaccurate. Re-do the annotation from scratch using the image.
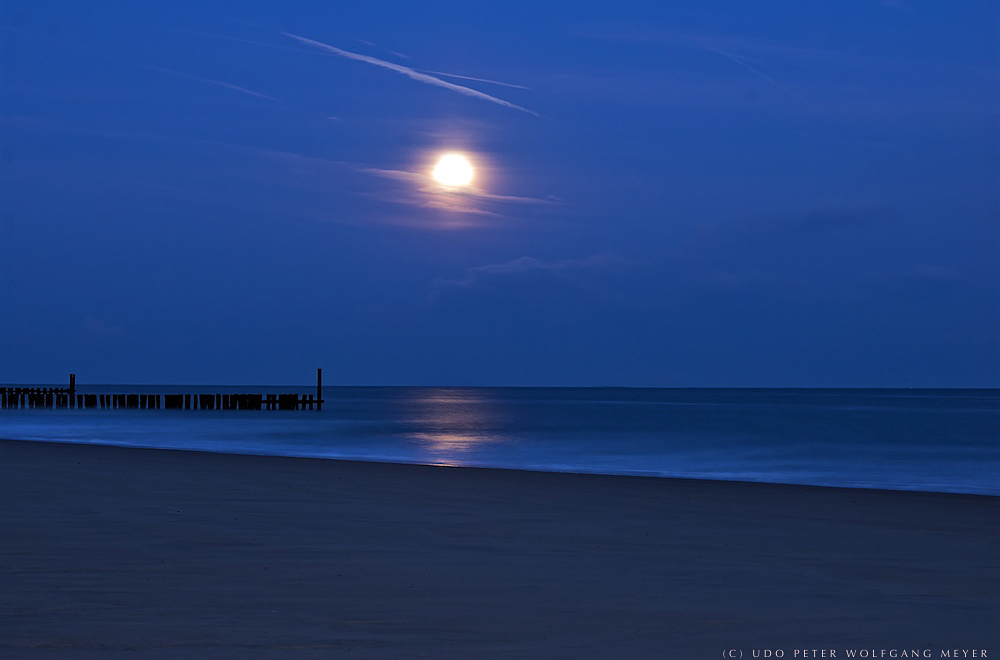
[432,153,475,187]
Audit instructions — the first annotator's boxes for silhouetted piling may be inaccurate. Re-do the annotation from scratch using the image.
[317,368,323,411]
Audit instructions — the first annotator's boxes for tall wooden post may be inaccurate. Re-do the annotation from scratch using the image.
[69,373,76,408]
[317,368,323,411]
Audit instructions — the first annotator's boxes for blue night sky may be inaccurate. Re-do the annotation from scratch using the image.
[1,1,997,387]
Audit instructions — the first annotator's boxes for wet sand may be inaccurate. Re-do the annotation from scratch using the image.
[1,438,997,659]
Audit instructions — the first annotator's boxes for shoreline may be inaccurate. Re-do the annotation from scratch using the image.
[2,438,998,658]
[3,436,996,498]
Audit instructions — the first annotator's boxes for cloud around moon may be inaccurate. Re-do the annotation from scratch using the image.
[362,166,558,217]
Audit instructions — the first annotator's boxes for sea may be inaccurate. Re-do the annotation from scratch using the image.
[1,386,997,495]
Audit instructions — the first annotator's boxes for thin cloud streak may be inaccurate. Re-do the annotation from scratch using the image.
[583,27,989,74]
[357,38,412,61]
[358,167,557,221]
[363,167,556,204]
[430,254,632,304]
[424,70,529,89]
[148,66,279,101]
[283,32,538,116]
[704,48,809,102]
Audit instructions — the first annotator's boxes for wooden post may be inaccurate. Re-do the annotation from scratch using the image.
[69,374,76,408]
[317,368,323,411]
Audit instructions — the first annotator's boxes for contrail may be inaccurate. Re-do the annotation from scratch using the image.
[148,66,278,101]
[283,32,537,115]
[706,47,809,103]
[424,70,528,90]
[357,38,411,61]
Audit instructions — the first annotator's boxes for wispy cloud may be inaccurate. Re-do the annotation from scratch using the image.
[363,167,555,204]
[424,70,528,90]
[701,47,809,102]
[360,166,557,220]
[357,38,411,61]
[582,27,962,72]
[581,29,810,102]
[283,32,537,116]
[147,66,278,101]
[430,254,631,303]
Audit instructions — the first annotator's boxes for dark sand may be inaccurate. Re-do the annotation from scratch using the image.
[1,439,997,659]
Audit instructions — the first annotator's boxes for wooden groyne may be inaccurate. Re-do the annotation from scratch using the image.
[1,371,325,412]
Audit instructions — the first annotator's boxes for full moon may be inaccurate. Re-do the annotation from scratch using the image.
[432,153,475,187]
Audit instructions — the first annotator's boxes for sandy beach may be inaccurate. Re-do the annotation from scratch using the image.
[1,438,997,659]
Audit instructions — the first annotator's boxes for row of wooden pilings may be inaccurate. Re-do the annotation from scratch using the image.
[0,371,324,411]
[0,391,321,411]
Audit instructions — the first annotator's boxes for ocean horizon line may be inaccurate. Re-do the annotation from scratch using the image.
[3,382,998,391]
